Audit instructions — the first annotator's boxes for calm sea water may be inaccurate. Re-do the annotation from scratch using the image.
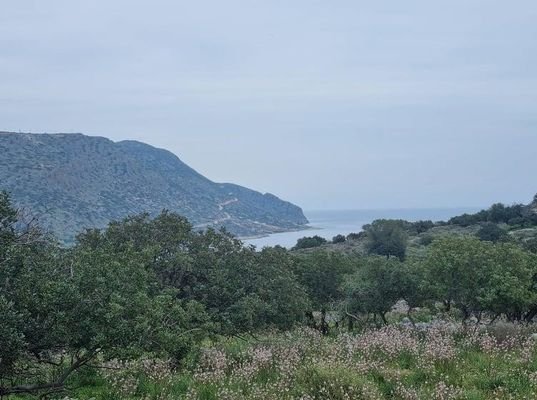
[244,207,481,249]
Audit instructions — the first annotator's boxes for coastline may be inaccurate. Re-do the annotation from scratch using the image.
[242,207,483,249]
[238,224,317,241]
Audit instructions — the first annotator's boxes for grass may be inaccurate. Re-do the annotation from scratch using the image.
[12,323,537,399]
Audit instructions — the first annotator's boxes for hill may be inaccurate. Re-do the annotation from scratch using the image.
[0,132,308,242]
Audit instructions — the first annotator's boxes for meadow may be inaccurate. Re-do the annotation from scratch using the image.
[61,322,537,400]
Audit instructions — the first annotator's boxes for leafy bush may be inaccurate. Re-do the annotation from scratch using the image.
[523,237,537,254]
[0,195,309,396]
[343,256,409,323]
[347,231,365,240]
[292,251,354,309]
[0,194,207,396]
[477,222,508,243]
[424,237,537,320]
[412,220,435,234]
[448,198,537,228]
[364,219,408,260]
[292,235,327,250]
[332,234,346,243]
[419,233,434,246]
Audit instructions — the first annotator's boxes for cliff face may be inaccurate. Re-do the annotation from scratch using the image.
[0,132,308,242]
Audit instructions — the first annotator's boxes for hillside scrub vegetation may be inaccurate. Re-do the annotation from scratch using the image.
[448,202,537,228]
[292,235,328,250]
[3,191,537,398]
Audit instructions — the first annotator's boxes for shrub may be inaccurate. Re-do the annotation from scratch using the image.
[364,219,408,260]
[419,234,434,246]
[347,232,365,240]
[332,234,346,244]
[477,222,508,243]
[293,235,327,250]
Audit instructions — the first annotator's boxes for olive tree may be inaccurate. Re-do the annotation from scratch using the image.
[343,256,407,325]
[364,219,408,260]
[424,237,537,321]
[0,196,209,397]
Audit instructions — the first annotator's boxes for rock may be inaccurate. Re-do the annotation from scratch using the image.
[468,316,479,324]
[391,299,410,314]
[415,322,430,331]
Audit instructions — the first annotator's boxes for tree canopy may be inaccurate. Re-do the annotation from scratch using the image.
[423,237,537,320]
[292,235,328,250]
[0,196,309,396]
[364,219,408,260]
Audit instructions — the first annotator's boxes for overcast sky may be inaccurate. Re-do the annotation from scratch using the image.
[2,1,536,210]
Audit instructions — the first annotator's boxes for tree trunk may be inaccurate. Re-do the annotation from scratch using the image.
[525,306,537,323]
[380,312,388,325]
[320,309,329,335]
[406,308,416,327]
[0,352,95,397]
[347,315,354,331]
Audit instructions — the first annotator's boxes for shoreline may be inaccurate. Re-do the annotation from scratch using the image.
[238,224,318,241]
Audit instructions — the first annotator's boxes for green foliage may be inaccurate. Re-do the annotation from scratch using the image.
[0,199,309,396]
[292,251,354,309]
[523,237,537,254]
[6,187,537,397]
[227,247,310,331]
[145,293,211,361]
[292,235,327,250]
[0,296,25,378]
[477,222,508,243]
[332,234,346,243]
[489,203,523,224]
[364,219,408,260]
[346,232,365,240]
[0,200,211,396]
[398,260,431,310]
[76,214,309,335]
[343,256,407,321]
[0,193,67,383]
[338,235,537,324]
[0,191,16,248]
[419,233,434,246]
[412,220,435,234]
[449,200,537,228]
[424,237,537,318]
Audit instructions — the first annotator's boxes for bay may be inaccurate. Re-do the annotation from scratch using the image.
[244,207,481,249]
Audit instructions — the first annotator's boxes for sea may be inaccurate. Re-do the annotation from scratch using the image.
[243,207,481,249]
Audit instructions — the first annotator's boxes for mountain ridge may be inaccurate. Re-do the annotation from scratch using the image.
[0,131,308,243]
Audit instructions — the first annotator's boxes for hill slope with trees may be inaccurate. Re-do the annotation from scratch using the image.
[0,132,308,243]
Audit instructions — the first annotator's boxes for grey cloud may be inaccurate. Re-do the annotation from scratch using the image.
[1,0,536,209]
